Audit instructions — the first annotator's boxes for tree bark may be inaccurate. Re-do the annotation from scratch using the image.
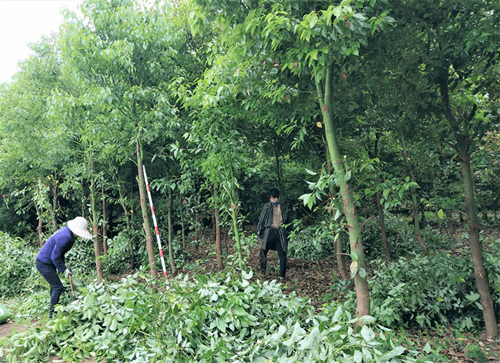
[51,180,57,233]
[399,130,427,251]
[316,69,370,319]
[214,184,223,271]
[459,145,498,337]
[35,204,44,247]
[439,77,498,338]
[101,186,108,255]
[375,186,392,262]
[136,140,157,277]
[90,155,103,282]
[167,188,176,274]
[118,187,135,269]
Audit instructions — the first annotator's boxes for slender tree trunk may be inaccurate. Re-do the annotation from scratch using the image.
[214,184,223,271]
[375,186,392,262]
[90,155,103,282]
[446,209,455,236]
[399,131,427,251]
[325,144,349,279]
[35,204,44,247]
[335,233,348,280]
[368,133,392,262]
[167,188,176,274]
[274,136,283,197]
[460,149,498,337]
[316,69,370,319]
[180,197,186,249]
[101,186,108,255]
[440,78,498,338]
[136,140,157,277]
[119,188,135,270]
[51,181,57,233]
[228,188,243,267]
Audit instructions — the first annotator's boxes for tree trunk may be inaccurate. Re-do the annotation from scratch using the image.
[136,140,157,277]
[167,188,176,274]
[399,130,427,251]
[90,155,103,282]
[316,69,370,319]
[375,187,392,262]
[274,136,283,197]
[35,204,44,247]
[229,191,243,268]
[118,187,135,269]
[459,146,498,337]
[51,181,57,233]
[214,184,223,271]
[180,197,186,249]
[439,77,498,338]
[446,209,455,236]
[101,186,107,255]
[335,233,348,280]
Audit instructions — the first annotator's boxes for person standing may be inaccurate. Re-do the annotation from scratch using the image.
[257,188,288,279]
[36,217,93,318]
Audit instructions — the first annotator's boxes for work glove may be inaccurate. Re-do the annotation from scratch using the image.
[64,267,73,279]
[257,231,262,239]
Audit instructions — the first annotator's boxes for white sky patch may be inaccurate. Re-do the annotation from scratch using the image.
[0,0,81,84]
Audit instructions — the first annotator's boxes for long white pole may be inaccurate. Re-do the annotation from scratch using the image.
[143,165,168,284]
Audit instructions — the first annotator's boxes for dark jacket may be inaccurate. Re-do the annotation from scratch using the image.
[257,201,288,251]
[36,226,75,273]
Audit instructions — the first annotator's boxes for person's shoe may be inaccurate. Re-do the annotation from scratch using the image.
[278,276,286,281]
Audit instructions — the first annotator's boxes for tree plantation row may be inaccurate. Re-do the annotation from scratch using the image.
[0,0,499,342]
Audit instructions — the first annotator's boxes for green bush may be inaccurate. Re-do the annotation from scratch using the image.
[362,213,420,260]
[0,232,38,298]
[101,231,135,276]
[287,221,334,260]
[341,251,485,331]
[2,269,436,362]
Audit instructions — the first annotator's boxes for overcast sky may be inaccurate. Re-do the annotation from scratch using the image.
[0,0,81,84]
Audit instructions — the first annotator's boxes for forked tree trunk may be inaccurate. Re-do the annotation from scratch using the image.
[136,140,157,277]
[316,69,370,319]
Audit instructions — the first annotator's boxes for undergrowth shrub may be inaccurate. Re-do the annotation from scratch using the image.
[0,232,38,298]
[421,227,453,250]
[362,214,420,260]
[101,231,135,276]
[65,234,96,278]
[1,269,434,362]
[287,221,334,260]
[342,251,484,331]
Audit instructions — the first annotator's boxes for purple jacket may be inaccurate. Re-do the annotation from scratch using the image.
[36,226,75,273]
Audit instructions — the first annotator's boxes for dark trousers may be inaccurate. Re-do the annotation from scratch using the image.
[36,259,64,318]
[260,228,287,278]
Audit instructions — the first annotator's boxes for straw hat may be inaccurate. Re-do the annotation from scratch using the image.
[67,217,93,240]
